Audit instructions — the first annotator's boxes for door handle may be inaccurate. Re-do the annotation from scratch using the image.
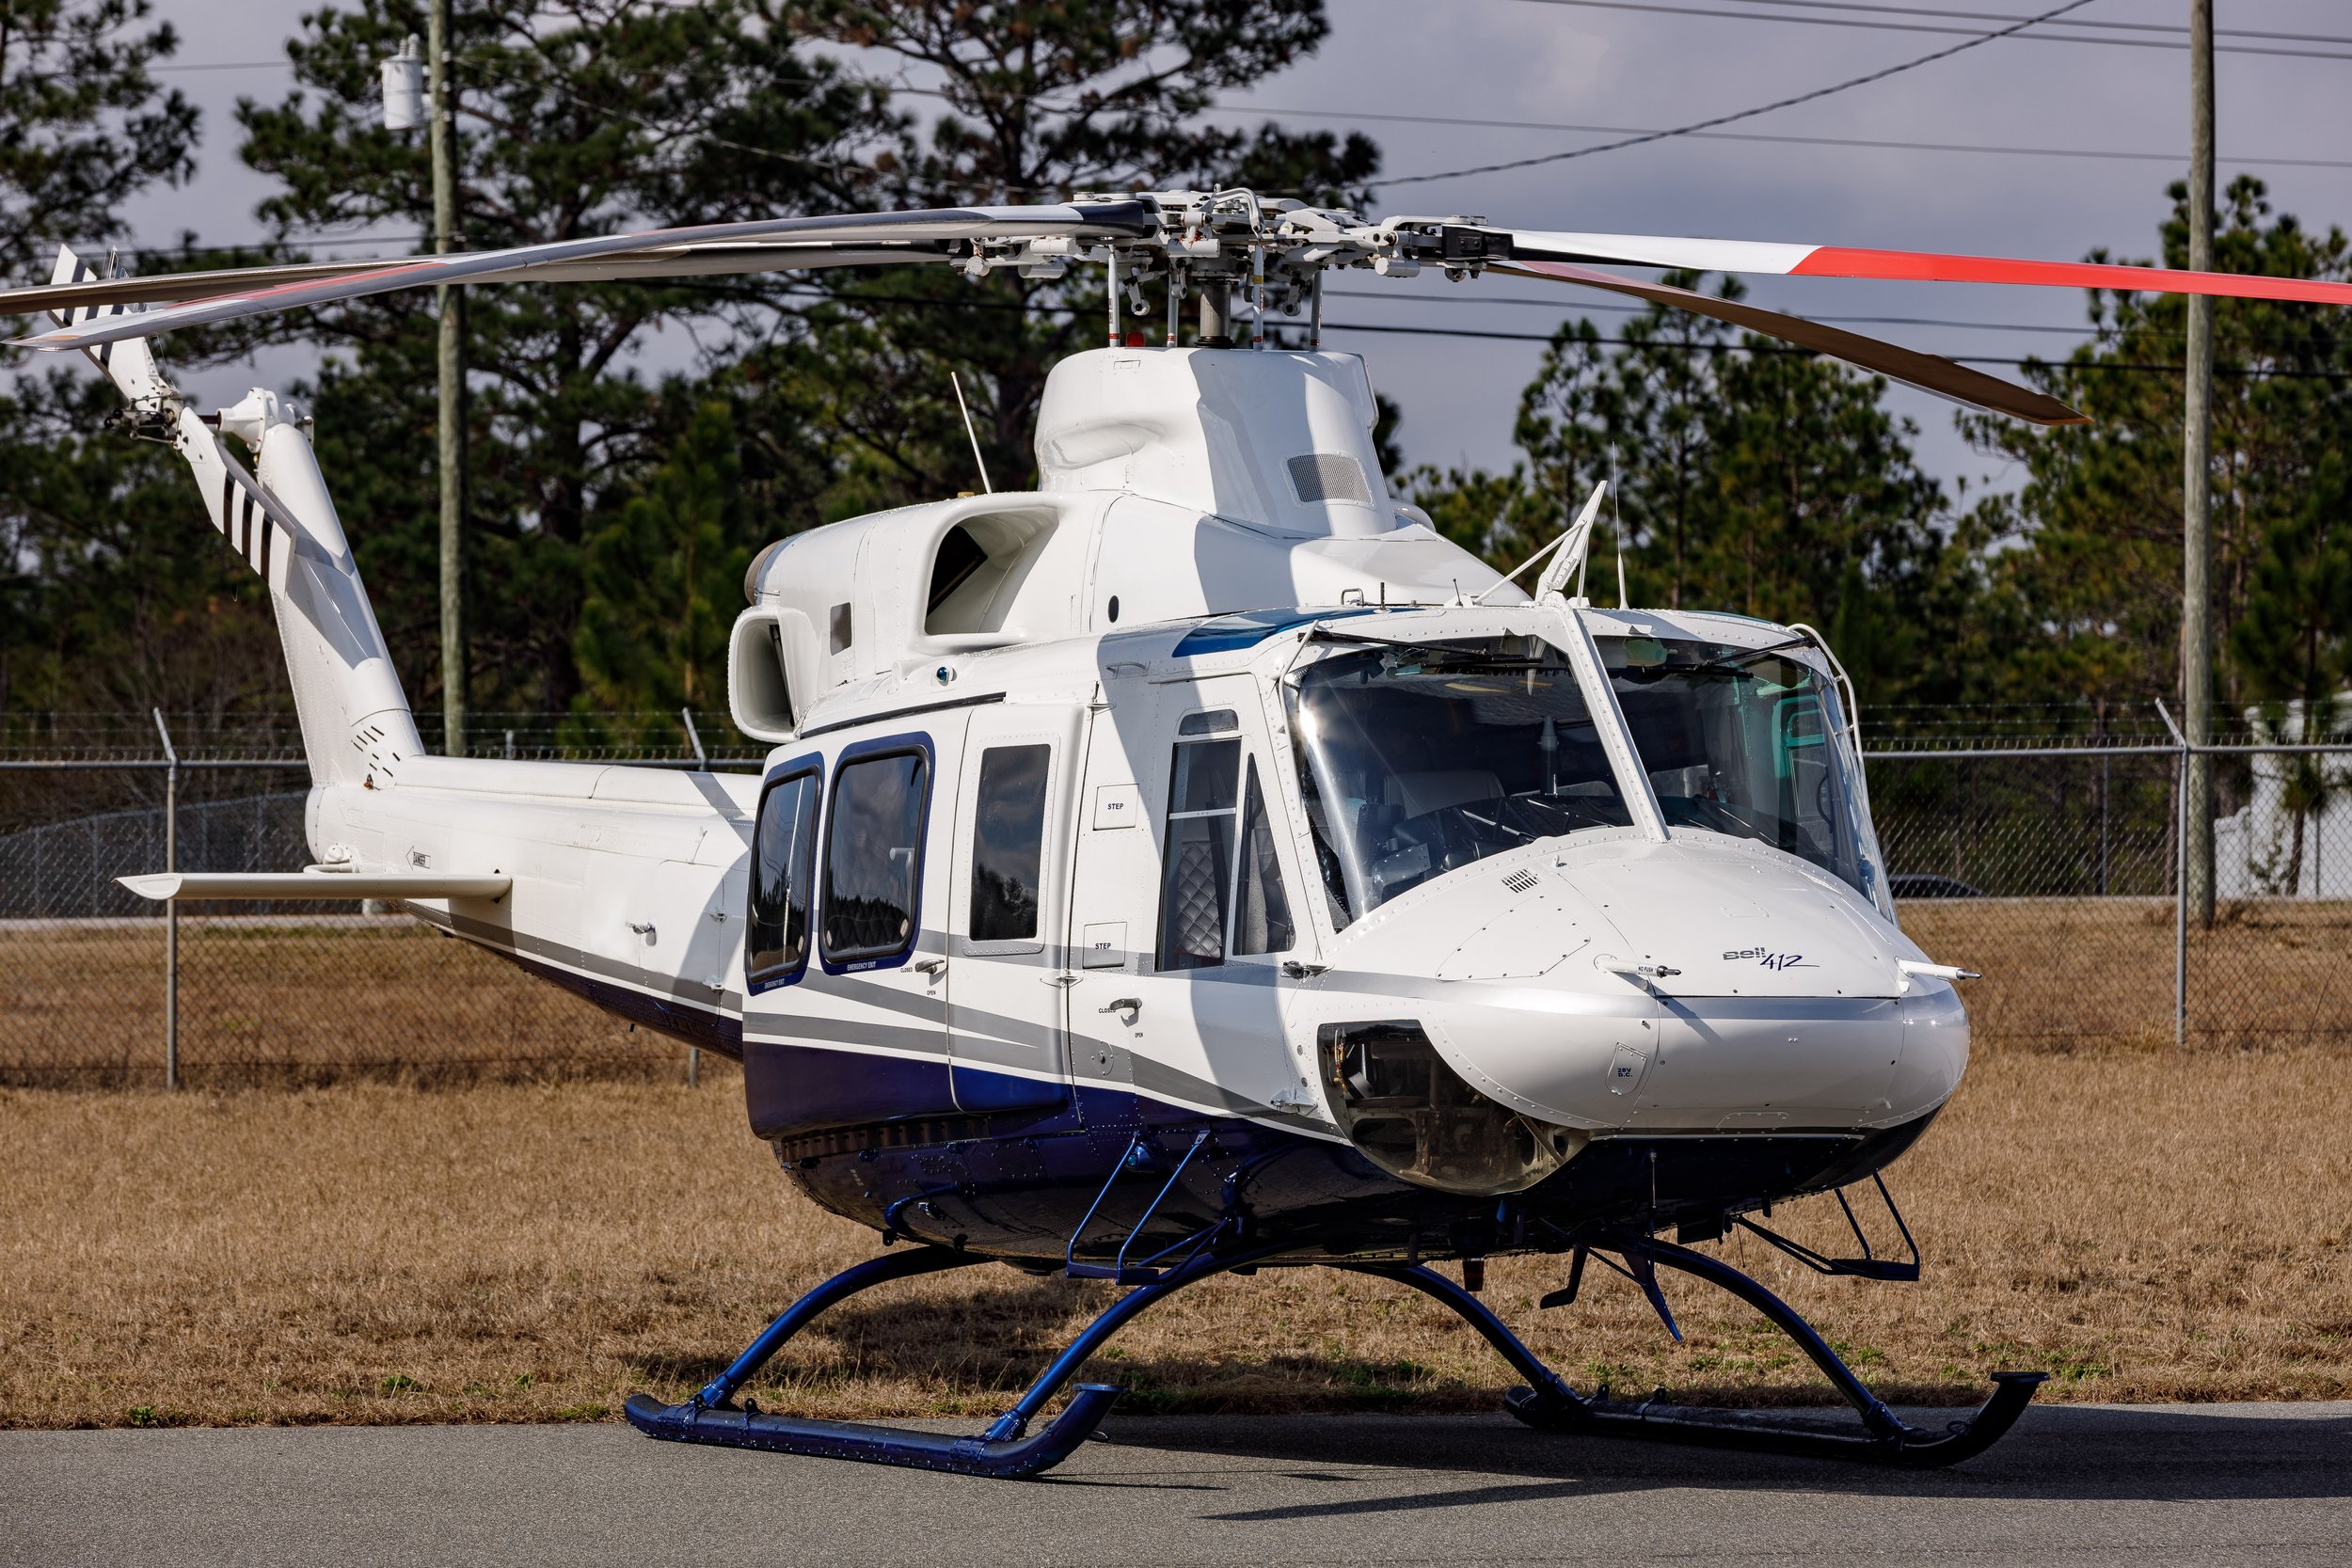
[913,958,946,976]
[1098,997,1141,1015]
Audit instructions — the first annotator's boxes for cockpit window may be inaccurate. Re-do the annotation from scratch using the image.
[1285,637,1631,926]
[1597,634,1884,908]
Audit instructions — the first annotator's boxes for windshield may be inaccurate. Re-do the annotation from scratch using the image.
[1597,633,1885,909]
[1286,636,1631,926]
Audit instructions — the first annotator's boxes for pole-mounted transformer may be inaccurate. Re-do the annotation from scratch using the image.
[380,35,425,133]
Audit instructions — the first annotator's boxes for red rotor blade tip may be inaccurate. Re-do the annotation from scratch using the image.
[1788,246,2352,307]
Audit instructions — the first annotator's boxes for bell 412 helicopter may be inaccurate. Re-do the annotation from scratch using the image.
[16,187,2352,1476]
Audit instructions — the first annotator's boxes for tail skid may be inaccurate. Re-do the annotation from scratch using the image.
[53,245,421,789]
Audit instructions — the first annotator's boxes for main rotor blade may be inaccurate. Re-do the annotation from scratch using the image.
[2,242,950,316]
[9,201,1154,350]
[1492,259,2087,426]
[1496,229,2352,309]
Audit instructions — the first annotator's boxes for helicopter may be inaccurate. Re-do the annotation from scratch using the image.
[15,187,2352,1478]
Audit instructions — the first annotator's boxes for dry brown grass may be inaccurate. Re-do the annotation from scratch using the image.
[0,919,682,1087]
[6,1039,2350,1432]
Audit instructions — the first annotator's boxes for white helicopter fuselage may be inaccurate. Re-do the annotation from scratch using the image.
[103,304,1965,1248]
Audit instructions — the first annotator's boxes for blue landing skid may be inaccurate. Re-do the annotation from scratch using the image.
[625,1240,1294,1479]
[626,1231,2043,1479]
[1499,1232,2046,1468]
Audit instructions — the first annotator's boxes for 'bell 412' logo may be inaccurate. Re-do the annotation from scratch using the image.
[1723,946,1817,971]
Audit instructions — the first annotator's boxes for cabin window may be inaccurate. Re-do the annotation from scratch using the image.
[747,766,820,987]
[1597,633,1886,910]
[1232,759,1295,956]
[1156,721,1242,971]
[969,743,1049,942]
[1285,637,1631,926]
[822,748,930,966]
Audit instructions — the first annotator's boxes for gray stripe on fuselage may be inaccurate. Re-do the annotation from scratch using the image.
[410,903,740,1015]
[741,1012,951,1059]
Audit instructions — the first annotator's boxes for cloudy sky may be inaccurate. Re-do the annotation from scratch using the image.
[117,0,2352,500]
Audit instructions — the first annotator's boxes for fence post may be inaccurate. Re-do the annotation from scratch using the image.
[153,709,180,1090]
[2157,700,2188,1046]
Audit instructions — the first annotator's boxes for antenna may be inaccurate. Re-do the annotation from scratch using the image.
[950,372,993,494]
[1611,443,1628,609]
[1478,478,1609,606]
[1534,480,1610,605]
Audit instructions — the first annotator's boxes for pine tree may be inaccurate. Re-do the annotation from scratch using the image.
[1407,275,1963,706]
[1963,177,2352,717]
[0,0,197,287]
[2229,448,2352,891]
[759,0,1379,514]
[574,400,758,723]
[230,0,890,711]
[0,0,205,721]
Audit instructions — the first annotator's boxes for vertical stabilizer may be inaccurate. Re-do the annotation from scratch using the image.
[50,245,422,787]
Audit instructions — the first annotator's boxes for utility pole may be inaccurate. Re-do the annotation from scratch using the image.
[430,0,469,757]
[2182,0,2216,928]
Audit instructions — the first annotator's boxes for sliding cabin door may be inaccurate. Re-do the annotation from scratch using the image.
[739,717,968,1141]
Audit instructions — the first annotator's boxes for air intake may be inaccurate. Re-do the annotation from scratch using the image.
[1287,452,1372,505]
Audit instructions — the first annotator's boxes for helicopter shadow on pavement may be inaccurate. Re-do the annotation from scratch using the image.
[1098,1403,2352,1516]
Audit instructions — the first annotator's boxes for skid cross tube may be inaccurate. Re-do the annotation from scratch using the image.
[1502,1232,2045,1466]
[627,1240,1295,1478]
[1736,1174,1922,1282]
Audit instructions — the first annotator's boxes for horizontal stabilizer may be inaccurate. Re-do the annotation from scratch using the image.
[118,870,511,901]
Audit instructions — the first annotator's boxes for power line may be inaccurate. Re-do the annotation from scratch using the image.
[1330,287,2352,355]
[1685,0,2352,46]
[1378,0,2099,187]
[1492,0,2352,60]
[1200,102,2352,174]
[1315,316,2352,377]
[1327,287,2090,333]
[149,1,2352,76]
[133,52,2352,176]
[750,279,2352,378]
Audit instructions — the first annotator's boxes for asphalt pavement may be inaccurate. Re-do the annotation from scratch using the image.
[6,1402,2350,1567]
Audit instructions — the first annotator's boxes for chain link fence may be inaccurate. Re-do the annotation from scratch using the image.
[1867,703,2352,1051]
[4,707,2348,1087]
[0,712,761,1088]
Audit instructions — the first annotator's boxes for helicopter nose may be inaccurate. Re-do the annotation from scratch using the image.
[1317,840,1966,1144]
[1558,848,1906,1002]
